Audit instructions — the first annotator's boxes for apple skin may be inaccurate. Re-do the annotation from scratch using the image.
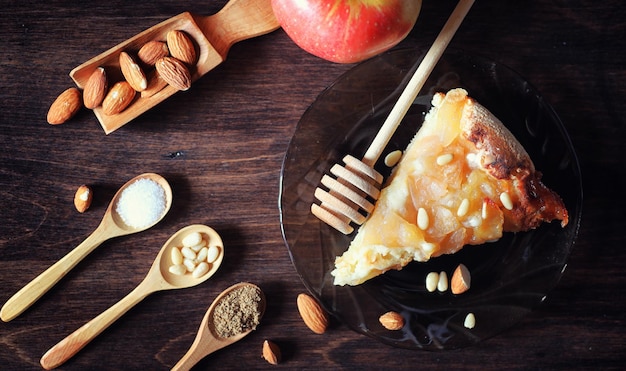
[271,0,422,63]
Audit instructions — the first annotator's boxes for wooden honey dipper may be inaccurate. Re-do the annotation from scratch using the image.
[311,0,475,234]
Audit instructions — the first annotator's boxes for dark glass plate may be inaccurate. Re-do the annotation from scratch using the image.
[279,48,582,350]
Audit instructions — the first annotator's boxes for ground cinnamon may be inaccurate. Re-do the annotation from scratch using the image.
[213,285,263,338]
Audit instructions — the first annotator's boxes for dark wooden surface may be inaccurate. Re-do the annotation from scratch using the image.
[1,1,625,370]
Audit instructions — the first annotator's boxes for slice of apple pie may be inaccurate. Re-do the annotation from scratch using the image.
[331,88,568,286]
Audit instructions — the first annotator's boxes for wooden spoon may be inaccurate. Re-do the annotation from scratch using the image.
[39,224,224,370]
[311,0,475,235]
[70,0,280,134]
[0,173,172,322]
[171,282,266,371]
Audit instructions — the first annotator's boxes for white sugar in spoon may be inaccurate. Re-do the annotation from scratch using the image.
[40,224,224,370]
[0,172,172,322]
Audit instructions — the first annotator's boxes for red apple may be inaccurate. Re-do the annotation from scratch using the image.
[271,0,422,63]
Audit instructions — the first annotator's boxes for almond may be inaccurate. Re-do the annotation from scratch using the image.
[155,56,192,91]
[296,293,328,334]
[83,67,108,109]
[47,87,82,125]
[166,30,197,65]
[74,185,92,213]
[119,51,147,91]
[262,340,281,365]
[379,311,404,331]
[451,263,471,294]
[102,81,136,115]
[137,40,169,66]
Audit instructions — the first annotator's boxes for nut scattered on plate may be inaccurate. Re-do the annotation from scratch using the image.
[451,263,471,294]
[464,312,476,329]
[379,311,404,331]
[437,270,448,292]
[425,271,439,292]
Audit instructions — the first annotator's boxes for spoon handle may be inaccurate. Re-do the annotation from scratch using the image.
[40,280,154,370]
[171,340,209,371]
[171,330,218,371]
[171,327,243,371]
[0,225,109,322]
[195,0,280,57]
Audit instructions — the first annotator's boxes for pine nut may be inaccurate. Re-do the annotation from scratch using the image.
[192,262,210,278]
[464,313,476,329]
[437,271,448,292]
[181,246,196,260]
[206,245,220,263]
[189,240,206,253]
[436,153,454,166]
[196,247,208,262]
[384,150,403,167]
[421,242,436,254]
[500,191,514,210]
[182,231,203,247]
[457,198,470,217]
[167,231,220,277]
[171,247,183,265]
[426,271,439,292]
[183,258,196,272]
[417,207,429,230]
[168,264,186,276]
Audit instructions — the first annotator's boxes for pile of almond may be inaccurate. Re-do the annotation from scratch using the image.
[47,30,197,125]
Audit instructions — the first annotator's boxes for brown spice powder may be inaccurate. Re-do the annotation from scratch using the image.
[213,285,263,338]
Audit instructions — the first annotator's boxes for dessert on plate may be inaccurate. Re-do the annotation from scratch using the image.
[331,88,569,286]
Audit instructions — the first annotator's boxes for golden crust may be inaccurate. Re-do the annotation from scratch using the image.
[461,98,534,178]
[460,94,569,230]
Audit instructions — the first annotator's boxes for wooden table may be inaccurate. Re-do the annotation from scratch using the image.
[1,1,624,369]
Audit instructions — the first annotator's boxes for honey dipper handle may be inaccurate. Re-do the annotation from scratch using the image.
[362,0,475,167]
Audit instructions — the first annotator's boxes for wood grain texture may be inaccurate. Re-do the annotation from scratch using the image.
[1,0,625,370]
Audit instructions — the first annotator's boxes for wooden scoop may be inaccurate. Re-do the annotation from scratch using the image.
[171,282,266,371]
[70,0,280,134]
[40,224,224,370]
[311,0,475,235]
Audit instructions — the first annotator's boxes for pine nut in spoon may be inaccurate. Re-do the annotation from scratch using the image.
[40,224,224,370]
[0,173,172,322]
[171,282,266,371]
[70,0,279,134]
[311,0,475,234]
